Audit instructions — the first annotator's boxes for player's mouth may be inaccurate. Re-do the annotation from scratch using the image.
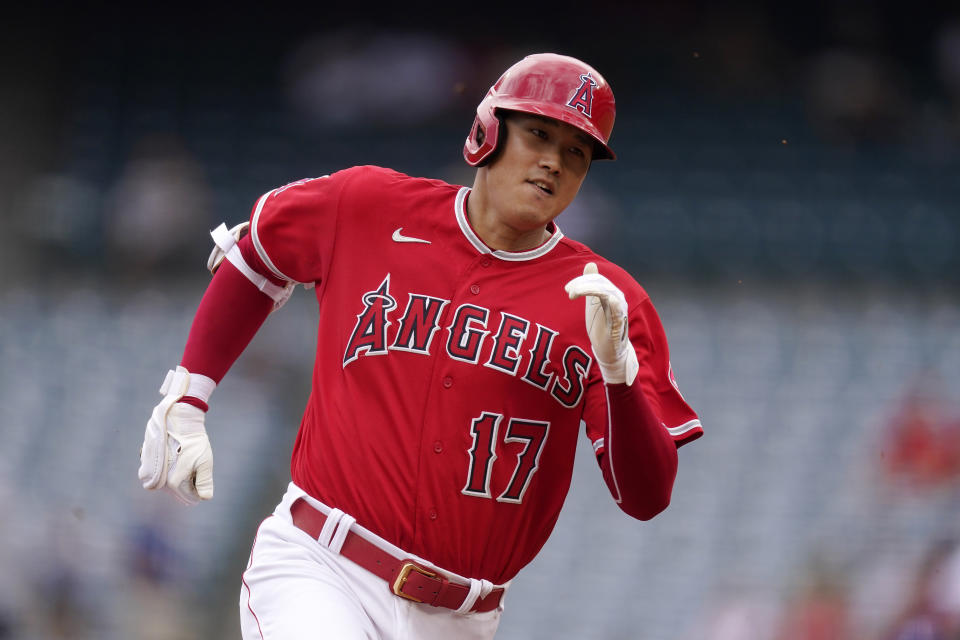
[527,179,554,196]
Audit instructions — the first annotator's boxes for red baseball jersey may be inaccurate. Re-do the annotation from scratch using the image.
[248,165,702,583]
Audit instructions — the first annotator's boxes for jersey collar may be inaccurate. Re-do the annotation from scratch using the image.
[454,187,564,262]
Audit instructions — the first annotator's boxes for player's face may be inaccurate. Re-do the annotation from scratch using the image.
[480,113,593,234]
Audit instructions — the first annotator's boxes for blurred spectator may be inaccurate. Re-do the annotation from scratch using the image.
[880,539,960,640]
[681,585,778,640]
[774,556,852,640]
[128,520,182,585]
[804,47,910,145]
[121,512,196,640]
[283,30,470,129]
[104,133,211,275]
[691,6,791,98]
[23,512,102,639]
[881,379,960,492]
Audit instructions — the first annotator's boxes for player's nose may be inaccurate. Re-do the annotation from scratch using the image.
[538,145,562,175]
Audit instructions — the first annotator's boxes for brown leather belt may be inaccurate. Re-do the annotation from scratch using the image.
[290,498,504,613]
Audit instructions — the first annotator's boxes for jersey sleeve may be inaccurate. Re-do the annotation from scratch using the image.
[583,294,703,455]
[248,169,356,285]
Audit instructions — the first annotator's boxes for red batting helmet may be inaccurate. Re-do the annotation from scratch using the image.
[463,53,616,166]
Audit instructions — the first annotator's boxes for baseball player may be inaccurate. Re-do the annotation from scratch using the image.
[137,53,703,639]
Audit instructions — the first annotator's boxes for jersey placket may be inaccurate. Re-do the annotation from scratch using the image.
[412,252,497,553]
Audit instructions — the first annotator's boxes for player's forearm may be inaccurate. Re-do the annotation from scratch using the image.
[600,382,678,521]
[180,258,274,388]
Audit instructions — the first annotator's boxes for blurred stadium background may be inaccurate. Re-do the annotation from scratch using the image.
[1,2,959,638]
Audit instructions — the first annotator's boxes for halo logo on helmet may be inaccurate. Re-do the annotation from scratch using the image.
[463,53,617,167]
[567,73,597,117]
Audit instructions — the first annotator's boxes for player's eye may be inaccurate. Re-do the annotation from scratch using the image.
[530,128,548,139]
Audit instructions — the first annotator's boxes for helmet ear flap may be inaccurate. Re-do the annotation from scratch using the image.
[464,107,502,167]
[474,119,486,147]
[470,121,494,168]
[480,112,508,167]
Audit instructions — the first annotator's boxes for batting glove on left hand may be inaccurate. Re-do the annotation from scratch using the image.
[564,262,640,386]
[138,366,214,505]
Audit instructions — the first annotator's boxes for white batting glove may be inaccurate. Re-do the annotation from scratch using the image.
[138,366,215,505]
[564,262,640,386]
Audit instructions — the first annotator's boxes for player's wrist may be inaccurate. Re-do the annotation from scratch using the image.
[169,367,216,411]
[595,356,627,385]
[593,346,639,386]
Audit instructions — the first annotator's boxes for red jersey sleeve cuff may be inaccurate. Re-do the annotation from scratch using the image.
[592,418,703,457]
[669,419,704,447]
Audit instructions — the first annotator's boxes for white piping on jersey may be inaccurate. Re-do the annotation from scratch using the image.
[667,419,702,436]
[454,187,565,261]
[603,386,624,504]
[598,392,703,506]
[592,420,701,456]
[250,189,300,283]
[210,223,293,307]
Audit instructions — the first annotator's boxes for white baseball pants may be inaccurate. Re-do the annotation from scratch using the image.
[239,483,504,640]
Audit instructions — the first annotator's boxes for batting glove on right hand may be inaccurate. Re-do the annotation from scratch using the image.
[138,366,214,505]
[564,262,640,386]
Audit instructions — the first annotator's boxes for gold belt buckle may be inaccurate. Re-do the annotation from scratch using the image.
[392,561,437,603]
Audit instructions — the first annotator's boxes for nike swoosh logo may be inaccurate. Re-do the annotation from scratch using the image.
[392,228,431,244]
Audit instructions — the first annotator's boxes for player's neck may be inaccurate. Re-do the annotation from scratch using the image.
[465,187,552,253]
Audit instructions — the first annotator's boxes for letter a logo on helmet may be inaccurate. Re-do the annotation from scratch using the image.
[463,53,617,167]
[567,73,598,117]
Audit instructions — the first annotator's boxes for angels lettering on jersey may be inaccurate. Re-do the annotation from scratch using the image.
[343,274,591,408]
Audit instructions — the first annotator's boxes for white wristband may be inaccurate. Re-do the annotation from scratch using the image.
[592,347,640,386]
[186,372,216,403]
[158,367,216,403]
